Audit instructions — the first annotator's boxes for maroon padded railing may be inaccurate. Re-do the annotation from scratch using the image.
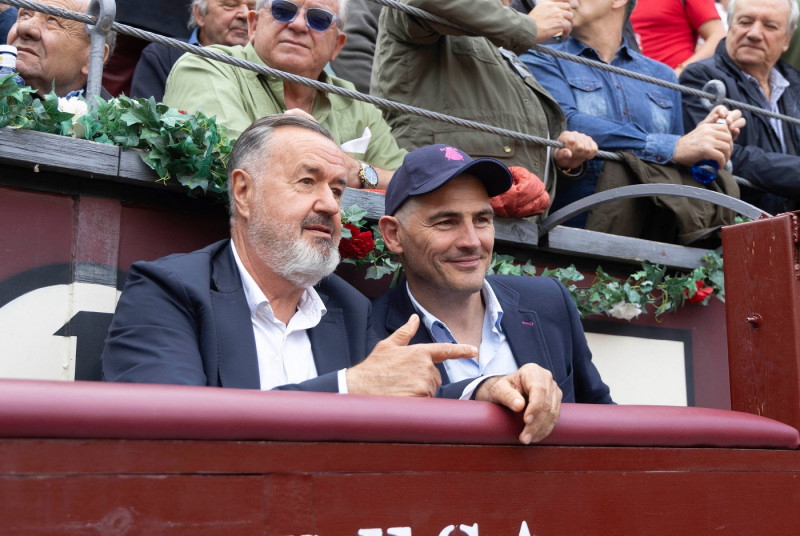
[0,379,797,448]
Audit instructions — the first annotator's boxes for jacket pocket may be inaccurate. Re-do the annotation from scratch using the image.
[567,77,608,117]
[433,129,516,159]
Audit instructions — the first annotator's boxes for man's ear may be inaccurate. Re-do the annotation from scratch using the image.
[329,31,347,62]
[248,10,259,41]
[378,215,403,254]
[231,168,256,222]
[193,4,206,29]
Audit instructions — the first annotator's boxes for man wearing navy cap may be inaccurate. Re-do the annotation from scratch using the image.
[373,144,614,405]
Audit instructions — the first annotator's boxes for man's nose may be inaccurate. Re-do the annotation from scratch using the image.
[235,3,250,19]
[14,14,40,40]
[314,187,340,215]
[456,221,482,249]
[286,7,308,31]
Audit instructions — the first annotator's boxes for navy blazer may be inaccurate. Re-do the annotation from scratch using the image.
[102,240,378,392]
[372,275,613,404]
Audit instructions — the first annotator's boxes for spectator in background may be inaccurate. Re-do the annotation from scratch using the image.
[681,0,800,214]
[371,0,597,216]
[0,5,17,45]
[329,0,380,93]
[164,0,405,190]
[631,0,726,77]
[7,0,116,98]
[524,0,744,243]
[130,0,255,101]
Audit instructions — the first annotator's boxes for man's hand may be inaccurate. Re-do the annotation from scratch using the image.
[673,121,733,169]
[703,105,746,141]
[475,363,562,444]
[553,130,598,171]
[528,0,574,43]
[346,314,478,397]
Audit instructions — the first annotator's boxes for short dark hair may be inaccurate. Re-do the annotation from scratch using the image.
[624,0,637,22]
[226,115,335,221]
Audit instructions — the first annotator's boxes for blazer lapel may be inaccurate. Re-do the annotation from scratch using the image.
[492,279,554,372]
[384,285,450,383]
[210,242,260,389]
[308,288,352,375]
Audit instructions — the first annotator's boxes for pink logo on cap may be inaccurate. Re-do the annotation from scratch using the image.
[441,147,464,161]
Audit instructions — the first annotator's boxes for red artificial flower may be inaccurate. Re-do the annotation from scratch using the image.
[179,110,186,114]
[686,280,713,304]
[339,223,375,259]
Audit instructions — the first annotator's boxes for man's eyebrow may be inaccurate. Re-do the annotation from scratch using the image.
[426,208,494,220]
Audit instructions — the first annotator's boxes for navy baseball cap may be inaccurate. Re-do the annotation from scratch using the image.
[384,144,513,215]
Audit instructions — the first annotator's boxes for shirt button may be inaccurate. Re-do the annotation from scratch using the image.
[616,84,621,89]
[504,146,512,153]
[656,157,662,162]
[623,109,628,115]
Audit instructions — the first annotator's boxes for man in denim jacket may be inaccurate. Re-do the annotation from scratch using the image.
[522,0,743,228]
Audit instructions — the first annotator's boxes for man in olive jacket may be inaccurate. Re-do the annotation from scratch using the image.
[371,0,597,203]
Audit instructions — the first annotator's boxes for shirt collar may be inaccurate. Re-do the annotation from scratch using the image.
[229,239,326,320]
[405,280,504,343]
[564,35,633,62]
[188,28,202,46]
[63,88,85,99]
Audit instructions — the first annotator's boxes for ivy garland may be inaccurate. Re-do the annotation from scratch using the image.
[0,75,232,194]
[2,76,724,320]
[340,205,723,321]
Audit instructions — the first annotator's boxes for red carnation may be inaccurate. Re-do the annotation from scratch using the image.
[339,223,375,259]
[686,280,713,304]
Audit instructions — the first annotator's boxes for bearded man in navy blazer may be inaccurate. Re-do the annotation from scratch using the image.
[373,144,614,405]
[103,115,563,444]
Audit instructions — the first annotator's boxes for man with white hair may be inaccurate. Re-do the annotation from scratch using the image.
[6,0,116,97]
[681,0,800,214]
[103,115,562,445]
[164,0,405,190]
[130,0,254,101]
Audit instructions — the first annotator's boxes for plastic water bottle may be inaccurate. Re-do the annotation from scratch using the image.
[0,45,26,87]
[690,159,719,184]
[690,119,730,184]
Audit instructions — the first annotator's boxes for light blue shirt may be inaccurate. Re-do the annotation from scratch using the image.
[743,67,790,153]
[407,281,519,384]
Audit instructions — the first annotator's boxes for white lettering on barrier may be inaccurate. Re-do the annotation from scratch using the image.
[357,522,532,535]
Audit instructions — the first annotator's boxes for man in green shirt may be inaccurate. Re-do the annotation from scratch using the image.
[164,0,404,189]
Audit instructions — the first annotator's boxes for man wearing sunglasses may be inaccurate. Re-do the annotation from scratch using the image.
[164,0,405,191]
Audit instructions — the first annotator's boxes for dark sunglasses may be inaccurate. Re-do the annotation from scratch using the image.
[269,0,338,32]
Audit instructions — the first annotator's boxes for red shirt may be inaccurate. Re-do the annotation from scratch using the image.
[630,0,721,68]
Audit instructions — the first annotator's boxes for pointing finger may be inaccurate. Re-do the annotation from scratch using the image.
[424,342,478,364]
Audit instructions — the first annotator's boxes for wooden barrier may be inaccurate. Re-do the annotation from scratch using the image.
[0,380,797,534]
[2,128,799,534]
[724,212,800,430]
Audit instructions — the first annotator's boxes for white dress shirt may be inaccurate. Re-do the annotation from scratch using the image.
[231,241,348,392]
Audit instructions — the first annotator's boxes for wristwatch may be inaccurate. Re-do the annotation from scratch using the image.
[358,161,379,189]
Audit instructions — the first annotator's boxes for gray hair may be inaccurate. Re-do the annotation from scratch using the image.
[255,0,348,29]
[728,0,799,35]
[188,0,208,30]
[227,114,335,222]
